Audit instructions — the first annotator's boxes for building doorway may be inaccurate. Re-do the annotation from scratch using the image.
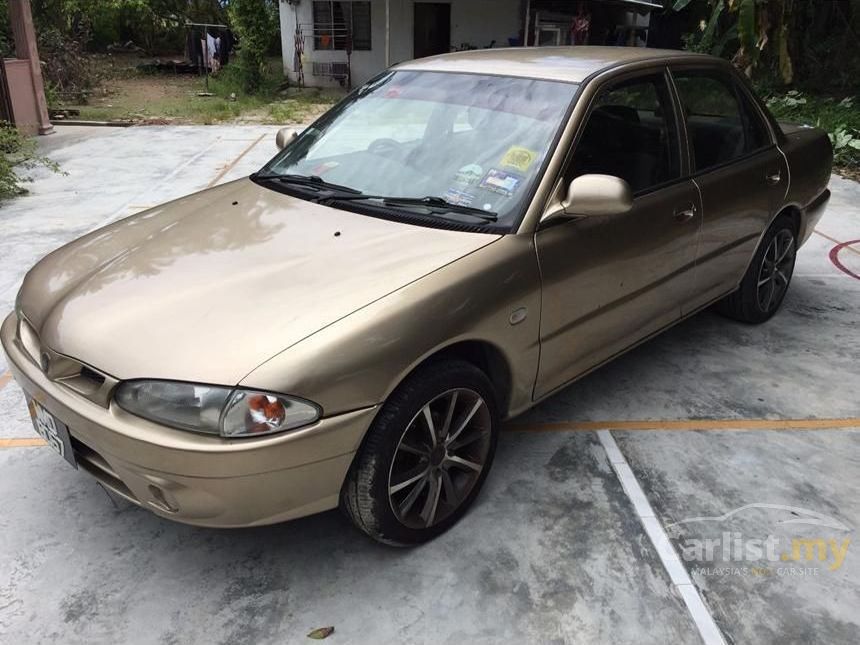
[414,3,451,59]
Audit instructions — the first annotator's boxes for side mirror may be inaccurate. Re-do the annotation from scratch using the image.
[543,174,633,223]
[276,127,299,150]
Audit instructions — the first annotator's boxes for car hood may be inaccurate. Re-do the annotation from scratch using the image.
[19,179,499,385]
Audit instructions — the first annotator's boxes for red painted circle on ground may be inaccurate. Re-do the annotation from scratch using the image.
[828,239,860,281]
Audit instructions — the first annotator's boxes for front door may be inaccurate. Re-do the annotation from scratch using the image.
[534,72,702,399]
[414,3,451,59]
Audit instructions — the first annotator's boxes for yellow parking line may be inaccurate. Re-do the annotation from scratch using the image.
[815,229,860,255]
[0,438,46,448]
[207,133,266,188]
[0,370,12,391]
[0,418,856,451]
[505,417,860,432]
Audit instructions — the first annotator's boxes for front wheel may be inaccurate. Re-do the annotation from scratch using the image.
[341,359,499,546]
[715,215,797,324]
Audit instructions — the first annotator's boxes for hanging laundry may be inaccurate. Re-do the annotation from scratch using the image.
[219,30,234,66]
[187,30,204,69]
[206,32,219,71]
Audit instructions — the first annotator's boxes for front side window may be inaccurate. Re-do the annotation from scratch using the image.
[672,72,771,172]
[313,1,372,51]
[259,71,578,229]
[569,74,681,194]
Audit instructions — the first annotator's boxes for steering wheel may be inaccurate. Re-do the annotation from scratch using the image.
[367,138,403,156]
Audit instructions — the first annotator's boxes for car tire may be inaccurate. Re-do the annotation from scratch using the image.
[715,214,797,324]
[341,359,500,546]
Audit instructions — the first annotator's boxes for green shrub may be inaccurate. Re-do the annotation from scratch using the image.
[766,92,860,171]
[0,123,62,200]
[37,25,99,103]
[0,0,12,58]
[227,0,279,94]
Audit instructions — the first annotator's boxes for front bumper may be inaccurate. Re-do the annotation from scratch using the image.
[1,312,376,527]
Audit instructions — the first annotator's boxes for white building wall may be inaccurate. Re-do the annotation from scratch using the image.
[279,0,522,89]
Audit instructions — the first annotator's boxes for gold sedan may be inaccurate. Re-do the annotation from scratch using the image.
[2,47,832,545]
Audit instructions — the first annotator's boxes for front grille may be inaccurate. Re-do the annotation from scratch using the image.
[57,365,108,400]
[70,436,140,506]
[15,314,117,407]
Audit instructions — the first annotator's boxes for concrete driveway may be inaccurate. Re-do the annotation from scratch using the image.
[0,125,858,644]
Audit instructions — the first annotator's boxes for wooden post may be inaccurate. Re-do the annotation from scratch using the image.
[8,0,53,134]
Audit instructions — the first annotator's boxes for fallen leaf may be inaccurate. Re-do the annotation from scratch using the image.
[307,626,335,640]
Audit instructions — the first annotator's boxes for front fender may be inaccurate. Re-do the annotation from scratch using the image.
[240,235,542,419]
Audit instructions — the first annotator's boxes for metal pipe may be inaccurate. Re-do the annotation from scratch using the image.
[385,0,391,67]
[524,0,531,47]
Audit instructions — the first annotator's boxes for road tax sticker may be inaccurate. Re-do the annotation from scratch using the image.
[454,164,483,186]
[443,187,476,206]
[499,146,538,172]
[479,169,523,196]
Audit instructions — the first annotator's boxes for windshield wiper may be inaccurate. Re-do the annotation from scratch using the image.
[325,194,499,222]
[253,173,363,195]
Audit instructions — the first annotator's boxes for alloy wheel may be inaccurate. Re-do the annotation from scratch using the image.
[387,388,492,529]
[756,229,795,313]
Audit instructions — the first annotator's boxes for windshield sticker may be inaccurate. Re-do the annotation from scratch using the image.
[479,169,523,196]
[500,146,538,172]
[454,164,483,186]
[443,187,477,206]
[311,161,339,175]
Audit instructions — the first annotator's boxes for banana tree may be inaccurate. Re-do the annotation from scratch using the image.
[673,0,794,83]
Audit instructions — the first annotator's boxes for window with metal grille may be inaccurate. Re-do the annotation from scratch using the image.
[313,1,372,51]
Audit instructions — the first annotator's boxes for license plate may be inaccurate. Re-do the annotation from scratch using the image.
[26,396,77,468]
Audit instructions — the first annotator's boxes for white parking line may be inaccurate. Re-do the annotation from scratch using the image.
[597,429,726,645]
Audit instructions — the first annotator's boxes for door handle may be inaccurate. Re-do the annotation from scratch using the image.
[766,171,782,185]
[673,204,696,222]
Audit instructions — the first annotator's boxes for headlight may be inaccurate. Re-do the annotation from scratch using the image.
[114,380,320,438]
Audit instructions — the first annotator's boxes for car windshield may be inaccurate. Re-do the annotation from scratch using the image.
[258,70,579,229]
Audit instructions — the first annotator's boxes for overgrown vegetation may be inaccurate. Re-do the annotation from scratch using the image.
[0,1,283,103]
[669,0,860,176]
[765,92,860,177]
[670,0,860,93]
[226,0,279,94]
[0,123,61,200]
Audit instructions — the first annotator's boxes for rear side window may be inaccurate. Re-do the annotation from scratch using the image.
[672,72,771,172]
[569,74,681,194]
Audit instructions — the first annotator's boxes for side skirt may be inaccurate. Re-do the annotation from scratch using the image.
[513,289,736,418]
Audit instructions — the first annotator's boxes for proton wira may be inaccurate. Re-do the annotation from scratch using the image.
[2,47,831,545]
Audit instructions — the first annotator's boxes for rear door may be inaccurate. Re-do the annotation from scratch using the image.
[534,70,702,399]
[669,68,786,312]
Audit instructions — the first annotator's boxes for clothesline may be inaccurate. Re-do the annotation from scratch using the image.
[185,22,233,90]
[185,22,229,29]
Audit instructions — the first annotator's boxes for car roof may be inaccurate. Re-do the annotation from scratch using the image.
[394,46,715,84]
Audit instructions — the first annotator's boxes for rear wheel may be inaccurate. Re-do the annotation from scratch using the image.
[716,215,797,324]
[341,359,499,546]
